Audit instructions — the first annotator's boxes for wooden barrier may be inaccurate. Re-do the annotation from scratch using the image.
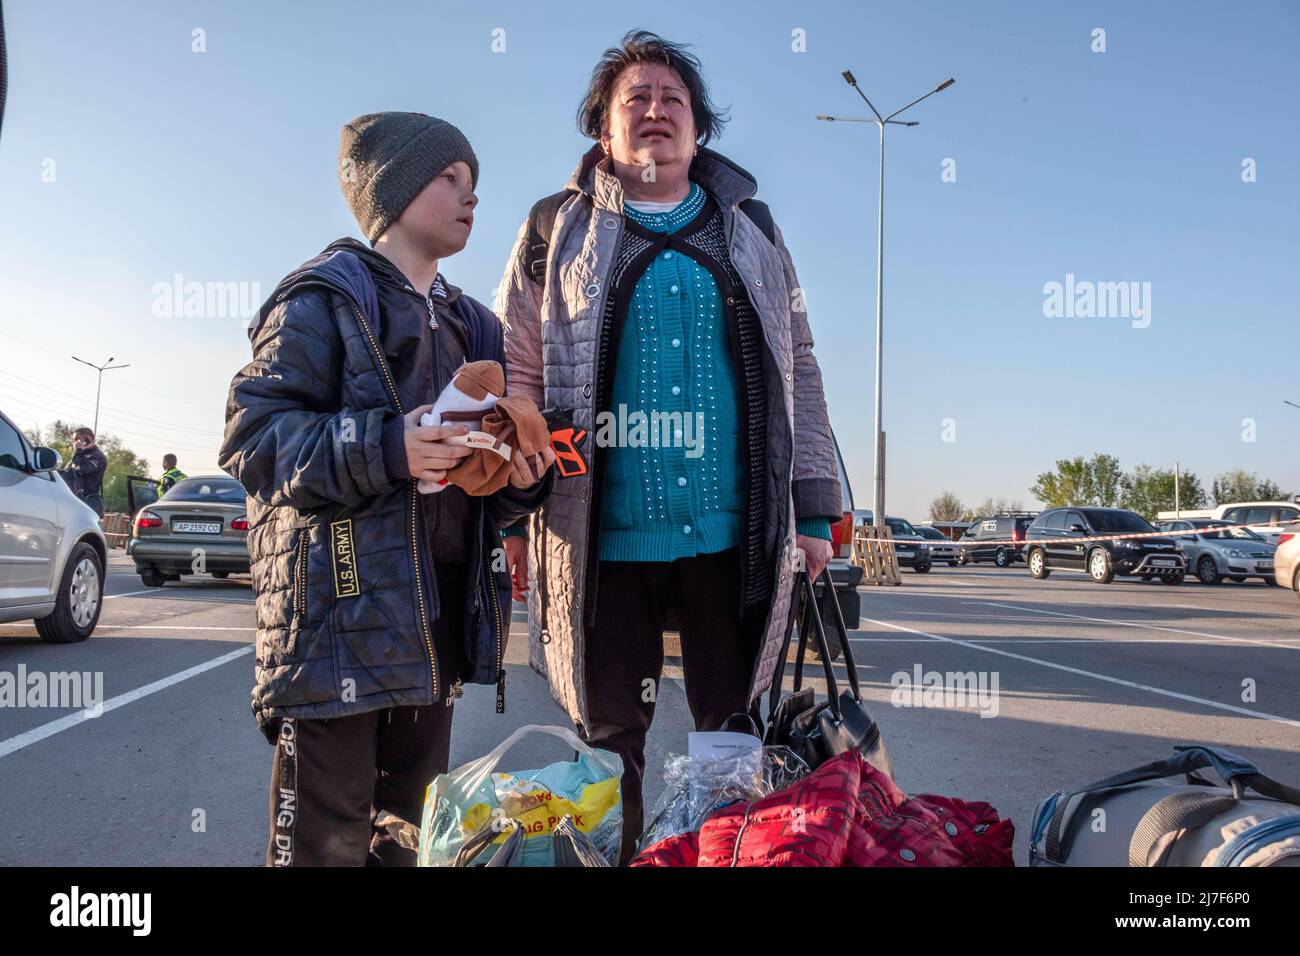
[851,524,902,585]
[102,513,131,550]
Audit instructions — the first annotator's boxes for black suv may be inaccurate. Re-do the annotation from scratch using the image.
[957,513,1037,567]
[1024,507,1186,584]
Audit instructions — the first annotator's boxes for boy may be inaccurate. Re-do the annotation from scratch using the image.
[219,113,554,866]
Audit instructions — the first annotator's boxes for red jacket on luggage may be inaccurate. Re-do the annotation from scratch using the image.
[631,750,1014,867]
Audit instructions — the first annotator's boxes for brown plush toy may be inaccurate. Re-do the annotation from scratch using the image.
[418,360,549,497]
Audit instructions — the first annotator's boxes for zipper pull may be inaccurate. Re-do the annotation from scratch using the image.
[496,668,506,714]
[427,296,438,331]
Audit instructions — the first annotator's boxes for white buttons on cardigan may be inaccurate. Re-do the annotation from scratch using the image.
[669,284,680,295]
[671,338,681,348]
[899,848,916,862]
[671,385,681,396]
[662,251,674,260]
[683,525,692,534]
[677,477,687,487]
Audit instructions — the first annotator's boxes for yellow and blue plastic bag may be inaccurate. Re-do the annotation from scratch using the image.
[418,724,624,867]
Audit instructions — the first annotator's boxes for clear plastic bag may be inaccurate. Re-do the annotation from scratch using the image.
[637,746,810,853]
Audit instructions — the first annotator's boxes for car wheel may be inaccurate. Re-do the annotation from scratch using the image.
[1294,568,1300,602]
[1140,574,1155,582]
[947,560,958,567]
[140,569,166,588]
[36,543,103,644]
[212,571,230,579]
[956,551,968,566]
[913,560,932,574]
[1196,556,1222,585]
[1088,548,1114,584]
[1028,548,1050,579]
[994,548,1010,568]
[1161,571,1185,585]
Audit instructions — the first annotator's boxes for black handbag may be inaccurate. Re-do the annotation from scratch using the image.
[762,568,894,777]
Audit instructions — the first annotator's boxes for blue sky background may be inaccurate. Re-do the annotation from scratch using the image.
[1,0,1297,519]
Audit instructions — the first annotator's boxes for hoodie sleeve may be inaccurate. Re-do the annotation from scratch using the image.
[219,289,403,509]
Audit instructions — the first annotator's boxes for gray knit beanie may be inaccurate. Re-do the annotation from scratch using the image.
[338,112,480,241]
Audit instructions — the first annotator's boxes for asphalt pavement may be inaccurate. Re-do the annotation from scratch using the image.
[2,553,1297,865]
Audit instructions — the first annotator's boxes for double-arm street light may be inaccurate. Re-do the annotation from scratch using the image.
[817,71,954,528]
[71,355,130,436]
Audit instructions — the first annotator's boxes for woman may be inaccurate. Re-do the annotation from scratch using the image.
[496,31,841,863]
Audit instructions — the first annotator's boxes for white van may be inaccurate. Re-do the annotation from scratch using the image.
[1209,499,1300,545]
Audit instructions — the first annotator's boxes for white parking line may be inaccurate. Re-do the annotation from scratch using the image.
[856,613,1300,728]
[0,646,254,759]
[971,601,1300,651]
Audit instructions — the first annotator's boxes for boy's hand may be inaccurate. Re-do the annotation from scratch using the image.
[403,404,472,483]
[507,447,556,490]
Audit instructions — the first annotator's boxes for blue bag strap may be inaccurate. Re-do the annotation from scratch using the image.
[454,293,504,364]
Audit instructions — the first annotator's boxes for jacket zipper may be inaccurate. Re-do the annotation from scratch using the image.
[487,564,506,712]
[294,530,308,618]
[730,801,756,867]
[277,280,439,702]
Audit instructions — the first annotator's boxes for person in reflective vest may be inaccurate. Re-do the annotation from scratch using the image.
[159,454,187,493]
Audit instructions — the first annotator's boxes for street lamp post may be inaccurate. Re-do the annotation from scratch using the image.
[817,71,954,528]
[71,355,130,435]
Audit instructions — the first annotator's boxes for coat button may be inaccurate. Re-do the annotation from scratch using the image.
[603,218,618,229]
[754,278,763,287]
[784,372,792,381]
[583,383,592,398]
[899,848,916,862]
[585,283,600,298]
[944,822,958,836]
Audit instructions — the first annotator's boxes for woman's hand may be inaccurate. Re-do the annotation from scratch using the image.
[797,534,834,583]
[503,535,530,601]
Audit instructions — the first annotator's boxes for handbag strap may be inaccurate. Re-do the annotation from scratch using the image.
[796,569,843,720]
[1128,784,1245,867]
[766,572,807,720]
[815,567,866,702]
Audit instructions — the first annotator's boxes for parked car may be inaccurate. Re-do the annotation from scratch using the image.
[916,525,958,565]
[126,475,250,587]
[0,409,107,642]
[1156,518,1276,585]
[957,513,1037,567]
[822,432,864,647]
[1274,530,1300,600]
[1209,500,1300,545]
[1025,507,1186,584]
[884,516,932,573]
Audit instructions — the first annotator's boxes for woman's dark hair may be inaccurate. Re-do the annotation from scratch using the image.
[578,30,728,145]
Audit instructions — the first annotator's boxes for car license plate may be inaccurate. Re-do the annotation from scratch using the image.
[897,548,913,556]
[173,520,222,534]
[1258,564,1273,573]
[1150,558,1175,567]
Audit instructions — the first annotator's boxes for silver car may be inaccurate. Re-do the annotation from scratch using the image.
[0,410,107,642]
[1157,519,1276,585]
[125,475,250,587]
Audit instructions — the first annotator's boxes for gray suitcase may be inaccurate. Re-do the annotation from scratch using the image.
[1029,745,1300,866]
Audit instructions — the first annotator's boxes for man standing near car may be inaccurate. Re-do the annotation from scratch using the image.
[62,426,107,517]
[159,453,186,493]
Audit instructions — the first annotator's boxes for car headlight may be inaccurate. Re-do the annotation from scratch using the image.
[1224,548,1245,558]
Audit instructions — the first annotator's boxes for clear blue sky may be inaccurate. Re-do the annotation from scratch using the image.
[2,0,1297,518]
